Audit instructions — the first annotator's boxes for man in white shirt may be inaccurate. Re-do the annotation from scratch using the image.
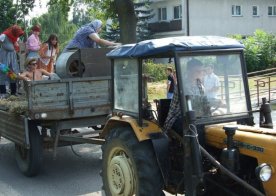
[203,64,220,99]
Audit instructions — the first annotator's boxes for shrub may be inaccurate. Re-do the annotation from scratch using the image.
[232,30,276,72]
[143,60,170,82]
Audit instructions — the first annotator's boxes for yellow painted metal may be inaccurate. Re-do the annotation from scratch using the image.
[205,124,276,196]
[107,146,135,195]
[101,116,162,141]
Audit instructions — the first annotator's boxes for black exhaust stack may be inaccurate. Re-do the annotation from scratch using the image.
[259,97,273,129]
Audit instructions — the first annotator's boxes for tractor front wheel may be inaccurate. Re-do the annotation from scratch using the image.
[102,127,164,196]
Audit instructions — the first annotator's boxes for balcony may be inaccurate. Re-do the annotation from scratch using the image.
[148,19,182,33]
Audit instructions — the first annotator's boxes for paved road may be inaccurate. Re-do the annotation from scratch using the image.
[0,138,103,196]
[0,112,275,196]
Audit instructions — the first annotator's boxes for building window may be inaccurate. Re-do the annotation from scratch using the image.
[232,5,242,16]
[252,6,259,16]
[174,5,182,19]
[268,6,276,16]
[158,7,167,21]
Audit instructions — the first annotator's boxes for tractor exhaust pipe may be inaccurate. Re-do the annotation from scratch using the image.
[259,97,273,129]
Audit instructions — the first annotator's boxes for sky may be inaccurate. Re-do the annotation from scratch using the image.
[26,0,49,20]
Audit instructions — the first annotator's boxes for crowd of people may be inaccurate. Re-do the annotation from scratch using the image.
[0,24,60,97]
[0,19,119,98]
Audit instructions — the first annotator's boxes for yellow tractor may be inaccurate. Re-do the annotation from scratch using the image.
[100,36,275,196]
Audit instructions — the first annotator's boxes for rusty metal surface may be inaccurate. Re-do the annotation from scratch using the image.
[56,48,112,78]
[81,48,112,77]
[27,77,111,120]
[0,110,26,146]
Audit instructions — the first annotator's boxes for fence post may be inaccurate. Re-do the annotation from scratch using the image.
[256,80,259,106]
[268,77,271,103]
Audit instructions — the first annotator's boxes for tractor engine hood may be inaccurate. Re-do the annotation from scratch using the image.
[205,124,276,153]
[205,124,276,195]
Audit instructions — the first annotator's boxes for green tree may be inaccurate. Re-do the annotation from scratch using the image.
[103,20,120,42]
[72,0,92,26]
[33,5,78,51]
[49,0,138,44]
[0,0,35,32]
[104,0,153,42]
[0,0,17,32]
[232,30,276,72]
[135,1,154,42]
[14,0,35,22]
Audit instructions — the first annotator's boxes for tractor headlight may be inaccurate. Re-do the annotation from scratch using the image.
[40,113,48,119]
[255,163,273,182]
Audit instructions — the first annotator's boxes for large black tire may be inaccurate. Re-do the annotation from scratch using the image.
[102,127,164,196]
[15,123,43,177]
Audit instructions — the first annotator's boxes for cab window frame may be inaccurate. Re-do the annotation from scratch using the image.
[174,49,253,125]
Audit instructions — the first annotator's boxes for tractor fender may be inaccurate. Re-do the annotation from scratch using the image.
[100,116,162,141]
[149,132,170,186]
[100,116,169,184]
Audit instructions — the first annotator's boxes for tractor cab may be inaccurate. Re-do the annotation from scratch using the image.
[106,36,252,127]
[101,36,274,196]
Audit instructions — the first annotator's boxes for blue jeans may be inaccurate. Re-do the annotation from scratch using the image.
[167,92,173,99]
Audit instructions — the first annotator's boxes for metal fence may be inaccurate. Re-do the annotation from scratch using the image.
[248,68,276,107]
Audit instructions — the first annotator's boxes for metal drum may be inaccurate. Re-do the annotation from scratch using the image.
[55,48,112,78]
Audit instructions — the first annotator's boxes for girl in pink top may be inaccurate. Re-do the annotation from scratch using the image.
[26,25,41,58]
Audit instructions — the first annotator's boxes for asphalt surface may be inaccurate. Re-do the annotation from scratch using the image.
[0,139,103,196]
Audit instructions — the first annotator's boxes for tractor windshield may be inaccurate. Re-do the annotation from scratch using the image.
[113,59,139,115]
[178,53,249,120]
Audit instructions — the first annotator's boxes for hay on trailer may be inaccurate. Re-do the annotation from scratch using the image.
[0,95,28,115]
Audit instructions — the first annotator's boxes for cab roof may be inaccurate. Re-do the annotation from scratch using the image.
[107,36,244,58]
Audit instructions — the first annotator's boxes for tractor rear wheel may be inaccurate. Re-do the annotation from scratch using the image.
[102,126,164,196]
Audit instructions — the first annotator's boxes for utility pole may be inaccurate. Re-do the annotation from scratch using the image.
[186,0,190,36]
[181,0,190,36]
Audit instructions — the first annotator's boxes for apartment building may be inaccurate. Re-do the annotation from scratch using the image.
[148,0,276,38]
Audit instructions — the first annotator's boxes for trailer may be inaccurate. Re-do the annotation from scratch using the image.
[0,48,112,176]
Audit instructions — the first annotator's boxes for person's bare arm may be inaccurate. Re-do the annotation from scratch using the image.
[18,72,31,81]
[89,33,120,47]
[40,69,51,76]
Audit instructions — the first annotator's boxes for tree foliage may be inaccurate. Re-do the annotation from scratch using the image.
[0,0,17,32]
[0,0,35,32]
[33,5,78,51]
[15,0,35,15]
[232,30,276,72]
[104,0,153,42]
[143,60,168,82]
[72,0,94,26]
[49,0,138,43]
[135,0,154,42]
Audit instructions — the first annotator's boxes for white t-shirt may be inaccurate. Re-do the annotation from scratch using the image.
[204,73,220,99]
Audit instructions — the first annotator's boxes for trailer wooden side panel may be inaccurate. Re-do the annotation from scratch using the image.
[0,110,26,147]
[27,77,111,120]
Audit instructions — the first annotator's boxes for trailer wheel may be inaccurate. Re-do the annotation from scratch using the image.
[15,124,43,177]
[102,127,164,196]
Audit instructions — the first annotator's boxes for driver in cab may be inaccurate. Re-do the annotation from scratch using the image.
[163,58,206,135]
